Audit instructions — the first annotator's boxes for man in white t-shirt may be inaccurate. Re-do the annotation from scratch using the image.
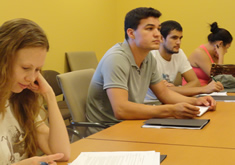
[146,20,224,100]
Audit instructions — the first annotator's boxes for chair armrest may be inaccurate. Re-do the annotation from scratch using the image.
[71,121,110,128]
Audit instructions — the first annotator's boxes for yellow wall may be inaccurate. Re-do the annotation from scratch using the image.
[0,0,235,73]
[116,0,235,64]
[0,0,118,73]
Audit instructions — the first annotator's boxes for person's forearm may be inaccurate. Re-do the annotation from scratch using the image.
[157,86,196,104]
[168,86,206,96]
[44,91,70,161]
[181,79,201,87]
[218,56,224,64]
[113,100,175,120]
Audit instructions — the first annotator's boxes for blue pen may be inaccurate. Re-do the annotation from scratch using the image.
[40,162,49,165]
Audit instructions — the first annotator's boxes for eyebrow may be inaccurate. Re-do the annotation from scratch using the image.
[145,24,156,27]
[144,24,161,29]
[170,35,183,38]
[22,63,44,69]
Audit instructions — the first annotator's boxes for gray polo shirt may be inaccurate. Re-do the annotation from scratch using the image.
[86,40,162,124]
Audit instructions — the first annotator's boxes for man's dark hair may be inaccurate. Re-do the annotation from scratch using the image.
[124,7,161,40]
[160,20,183,39]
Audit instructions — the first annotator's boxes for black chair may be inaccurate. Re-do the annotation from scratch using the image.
[42,70,71,121]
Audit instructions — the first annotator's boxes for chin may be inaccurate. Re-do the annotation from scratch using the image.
[151,46,160,50]
[174,51,179,54]
[12,89,24,93]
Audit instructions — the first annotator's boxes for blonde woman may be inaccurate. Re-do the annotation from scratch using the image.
[0,18,70,165]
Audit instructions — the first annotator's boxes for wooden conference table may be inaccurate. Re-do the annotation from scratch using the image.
[87,101,235,149]
[58,138,235,165]
[58,99,235,164]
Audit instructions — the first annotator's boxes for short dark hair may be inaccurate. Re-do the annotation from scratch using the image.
[124,7,161,40]
[207,22,233,46]
[160,20,183,39]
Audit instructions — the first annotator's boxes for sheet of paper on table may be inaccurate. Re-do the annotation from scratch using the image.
[70,151,160,165]
[199,91,227,97]
[197,106,209,117]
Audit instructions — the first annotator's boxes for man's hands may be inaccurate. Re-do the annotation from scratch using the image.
[171,103,200,118]
[162,80,175,87]
[170,96,216,118]
[195,95,216,111]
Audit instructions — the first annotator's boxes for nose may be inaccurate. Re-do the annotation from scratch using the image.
[25,71,37,83]
[154,28,161,37]
[176,38,181,44]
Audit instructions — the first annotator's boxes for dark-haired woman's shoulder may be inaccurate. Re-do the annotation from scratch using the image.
[188,47,206,67]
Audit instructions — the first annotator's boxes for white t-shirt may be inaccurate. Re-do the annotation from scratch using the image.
[145,49,192,100]
[0,102,42,165]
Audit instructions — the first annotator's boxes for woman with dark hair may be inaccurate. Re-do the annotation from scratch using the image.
[183,22,233,86]
[0,18,70,165]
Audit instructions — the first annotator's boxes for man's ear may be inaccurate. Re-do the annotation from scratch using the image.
[161,36,165,43]
[127,28,135,39]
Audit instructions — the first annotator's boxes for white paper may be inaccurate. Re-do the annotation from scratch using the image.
[196,106,209,116]
[199,91,227,97]
[70,151,160,165]
[224,100,235,102]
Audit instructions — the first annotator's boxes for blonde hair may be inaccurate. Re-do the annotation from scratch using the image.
[0,18,49,157]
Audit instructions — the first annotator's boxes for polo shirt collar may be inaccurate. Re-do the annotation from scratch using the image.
[122,40,149,68]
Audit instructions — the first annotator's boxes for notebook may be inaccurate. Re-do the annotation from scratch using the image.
[212,96,235,102]
[160,155,167,163]
[142,118,210,130]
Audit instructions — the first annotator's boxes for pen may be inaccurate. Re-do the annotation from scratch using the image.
[210,76,217,82]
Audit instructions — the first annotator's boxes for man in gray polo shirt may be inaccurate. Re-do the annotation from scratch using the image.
[86,7,216,129]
